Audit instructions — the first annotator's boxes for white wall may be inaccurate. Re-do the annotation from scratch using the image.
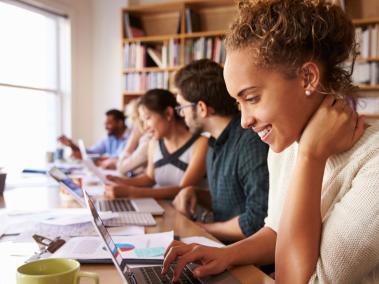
[91,0,126,144]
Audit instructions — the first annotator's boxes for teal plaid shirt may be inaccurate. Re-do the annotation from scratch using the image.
[207,115,269,236]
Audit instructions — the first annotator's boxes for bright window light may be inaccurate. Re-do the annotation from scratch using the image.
[0,1,70,172]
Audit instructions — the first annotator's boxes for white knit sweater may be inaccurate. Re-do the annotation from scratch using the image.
[265,121,379,284]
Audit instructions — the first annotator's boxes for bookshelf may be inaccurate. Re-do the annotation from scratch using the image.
[344,0,379,118]
[121,0,379,118]
[350,16,379,117]
[121,0,236,106]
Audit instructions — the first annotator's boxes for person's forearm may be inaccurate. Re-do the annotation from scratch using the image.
[226,227,276,266]
[70,143,80,152]
[276,155,326,283]
[202,217,245,242]
[120,174,155,187]
[129,186,181,199]
[118,152,147,175]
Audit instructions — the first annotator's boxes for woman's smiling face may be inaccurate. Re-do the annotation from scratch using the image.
[224,48,323,153]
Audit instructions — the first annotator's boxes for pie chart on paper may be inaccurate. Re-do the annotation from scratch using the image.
[112,243,135,257]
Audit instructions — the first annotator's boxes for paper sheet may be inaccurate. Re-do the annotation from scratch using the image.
[41,210,117,226]
[13,223,144,242]
[83,184,105,196]
[112,231,173,259]
[50,231,173,261]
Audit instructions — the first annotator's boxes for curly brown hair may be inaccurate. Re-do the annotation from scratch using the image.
[225,0,358,95]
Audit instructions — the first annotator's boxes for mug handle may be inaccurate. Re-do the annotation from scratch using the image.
[76,271,99,284]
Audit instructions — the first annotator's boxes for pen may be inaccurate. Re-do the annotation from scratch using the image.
[0,233,20,240]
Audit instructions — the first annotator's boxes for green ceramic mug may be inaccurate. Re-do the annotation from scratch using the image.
[16,258,99,284]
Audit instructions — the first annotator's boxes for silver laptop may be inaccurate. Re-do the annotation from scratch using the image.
[78,139,88,160]
[78,138,101,160]
[84,190,240,284]
[48,167,164,215]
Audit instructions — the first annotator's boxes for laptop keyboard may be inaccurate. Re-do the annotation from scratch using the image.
[97,199,136,212]
[104,212,156,226]
[139,265,201,284]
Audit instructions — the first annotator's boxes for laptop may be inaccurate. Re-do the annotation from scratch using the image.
[78,138,101,160]
[78,139,88,160]
[84,190,240,284]
[48,167,165,215]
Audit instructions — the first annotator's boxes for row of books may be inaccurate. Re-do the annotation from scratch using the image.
[123,40,180,69]
[355,24,379,58]
[125,72,170,92]
[184,37,226,65]
[123,37,226,69]
[352,62,379,85]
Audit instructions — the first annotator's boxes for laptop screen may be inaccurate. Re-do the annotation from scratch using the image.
[48,167,84,199]
[78,139,88,160]
[86,192,127,271]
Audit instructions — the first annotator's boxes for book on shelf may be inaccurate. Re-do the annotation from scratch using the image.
[124,43,146,69]
[168,39,180,67]
[355,24,379,59]
[176,12,182,34]
[147,47,163,68]
[125,72,170,92]
[185,8,201,33]
[124,13,145,38]
[124,42,172,69]
[370,24,379,58]
[352,62,379,85]
[184,37,225,65]
[370,63,379,85]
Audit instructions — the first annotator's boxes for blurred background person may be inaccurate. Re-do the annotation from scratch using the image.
[106,89,208,200]
[117,98,152,177]
[58,109,130,168]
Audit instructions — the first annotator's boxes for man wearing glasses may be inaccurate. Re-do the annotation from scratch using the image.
[173,59,269,242]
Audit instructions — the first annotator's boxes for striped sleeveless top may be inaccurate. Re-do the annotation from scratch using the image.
[153,134,200,187]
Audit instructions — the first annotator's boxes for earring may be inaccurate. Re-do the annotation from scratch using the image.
[305,90,311,96]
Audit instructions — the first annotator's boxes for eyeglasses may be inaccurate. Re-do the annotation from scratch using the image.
[174,103,196,116]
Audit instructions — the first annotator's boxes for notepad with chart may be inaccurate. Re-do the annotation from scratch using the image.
[49,231,173,264]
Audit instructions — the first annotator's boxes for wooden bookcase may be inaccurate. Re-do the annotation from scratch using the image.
[121,0,236,106]
[346,0,379,118]
[350,17,379,119]
[121,0,379,118]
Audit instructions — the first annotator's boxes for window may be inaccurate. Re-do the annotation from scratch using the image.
[0,1,70,171]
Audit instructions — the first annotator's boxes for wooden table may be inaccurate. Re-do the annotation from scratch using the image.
[0,181,274,284]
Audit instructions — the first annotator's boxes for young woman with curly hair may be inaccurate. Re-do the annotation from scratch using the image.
[162,0,379,283]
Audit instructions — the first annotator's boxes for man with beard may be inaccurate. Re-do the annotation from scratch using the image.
[58,109,129,168]
[173,59,269,242]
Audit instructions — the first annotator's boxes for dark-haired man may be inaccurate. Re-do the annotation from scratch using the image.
[173,59,269,242]
[58,109,129,168]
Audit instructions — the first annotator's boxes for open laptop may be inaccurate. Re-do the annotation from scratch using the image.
[48,167,164,215]
[84,190,240,284]
[78,139,88,160]
[78,138,101,160]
